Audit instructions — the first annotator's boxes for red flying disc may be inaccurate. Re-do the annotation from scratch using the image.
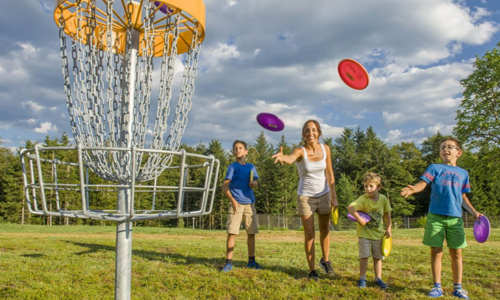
[347,211,371,223]
[338,59,369,90]
[256,113,285,132]
[473,215,490,243]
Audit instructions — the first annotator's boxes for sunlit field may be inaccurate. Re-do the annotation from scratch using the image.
[0,224,498,299]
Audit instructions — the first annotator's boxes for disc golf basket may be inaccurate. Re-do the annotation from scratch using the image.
[19,1,218,299]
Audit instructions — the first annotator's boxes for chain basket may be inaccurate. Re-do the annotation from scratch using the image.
[55,0,205,183]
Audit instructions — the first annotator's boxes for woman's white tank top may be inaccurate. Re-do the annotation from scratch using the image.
[295,144,330,197]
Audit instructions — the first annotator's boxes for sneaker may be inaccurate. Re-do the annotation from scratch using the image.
[308,270,319,281]
[374,278,388,290]
[247,261,263,269]
[319,258,334,275]
[452,289,469,299]
[358,279,367,288]
[428,287,444,298]
[221,263,233,272]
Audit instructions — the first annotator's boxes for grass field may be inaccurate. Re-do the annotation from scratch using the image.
[0,224,499,299]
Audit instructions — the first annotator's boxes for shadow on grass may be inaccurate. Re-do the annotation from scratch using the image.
[21,253,44,258]
[64,241,333,280]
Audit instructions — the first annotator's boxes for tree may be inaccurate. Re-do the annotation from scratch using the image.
[206,139,229,229]
[420,132,446,165]
[455,42,500,149]
[335,173,356,216]
[333,127,357,178]
[249,132,274,214]
[268,136,298,219]
[394,142,429,213]
[459,146,500,215]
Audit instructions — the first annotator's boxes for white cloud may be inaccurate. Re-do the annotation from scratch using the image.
[472,7,491,22]
[201,43,241,70]
[321,123,345,139]
[35,122,58,134]
[382,111,405,125]
[427,123,455,135]
[22,101,44,112]
[384,129,403,144]
[17,42,38,58]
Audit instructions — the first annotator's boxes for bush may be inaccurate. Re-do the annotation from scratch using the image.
[416,216,427,228]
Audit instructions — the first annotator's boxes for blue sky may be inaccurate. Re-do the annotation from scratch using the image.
[1,0,499,151]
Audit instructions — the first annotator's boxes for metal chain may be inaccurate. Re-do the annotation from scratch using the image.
[143,13,181,179]
[57,1,203,182]
[165,25,201,152]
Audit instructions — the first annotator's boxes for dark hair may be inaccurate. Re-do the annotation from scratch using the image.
[302,120,323,145]
[233,140,247,150]
[440,137,462,151]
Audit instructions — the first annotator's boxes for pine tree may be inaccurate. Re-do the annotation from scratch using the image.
[206,139,230,229]
[269,136,298,222]
[250,132,274,214]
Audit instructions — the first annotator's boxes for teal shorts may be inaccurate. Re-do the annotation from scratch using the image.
[423,213,467,249]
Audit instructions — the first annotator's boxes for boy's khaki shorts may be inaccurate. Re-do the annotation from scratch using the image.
[297,192,331,216]
[226,203,259,235]
[358,237,383,259]
[423,212,467,249]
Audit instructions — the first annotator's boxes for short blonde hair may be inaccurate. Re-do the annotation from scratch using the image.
[362,172,382,187]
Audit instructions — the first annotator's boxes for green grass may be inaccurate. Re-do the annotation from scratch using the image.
[1,224,499,299]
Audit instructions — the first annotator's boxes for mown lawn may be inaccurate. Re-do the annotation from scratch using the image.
[0,224,498,299]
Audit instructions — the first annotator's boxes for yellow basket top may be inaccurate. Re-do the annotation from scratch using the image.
[54,0,206,56]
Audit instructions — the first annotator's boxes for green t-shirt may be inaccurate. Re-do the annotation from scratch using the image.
[350,194,392,240]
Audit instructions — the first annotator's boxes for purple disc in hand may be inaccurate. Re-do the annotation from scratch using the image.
[256,113,285,132]
[473,215,490,243]
[154,1,174,14]
[347,211,371,223]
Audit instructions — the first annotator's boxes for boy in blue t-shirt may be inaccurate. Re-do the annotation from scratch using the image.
[221,140,261,272]
[401,137,483,299]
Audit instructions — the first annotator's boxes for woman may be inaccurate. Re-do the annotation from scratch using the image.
[272,120,338,281]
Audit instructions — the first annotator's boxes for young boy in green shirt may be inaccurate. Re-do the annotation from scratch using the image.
[348,172,392,290]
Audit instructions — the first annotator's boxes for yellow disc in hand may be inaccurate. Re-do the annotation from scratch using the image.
[382,236,392,258]
[332,207,339,225]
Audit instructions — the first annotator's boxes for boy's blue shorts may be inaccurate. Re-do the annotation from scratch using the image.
[423,212,467,249]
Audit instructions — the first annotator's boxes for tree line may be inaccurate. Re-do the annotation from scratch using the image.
[0,128,498,229]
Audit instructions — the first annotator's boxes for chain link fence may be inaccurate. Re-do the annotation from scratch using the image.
[251,213,499,231]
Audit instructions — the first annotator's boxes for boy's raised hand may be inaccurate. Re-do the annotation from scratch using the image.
[401,181,427,198]
[401,185,416,198]
[272,146,284,165]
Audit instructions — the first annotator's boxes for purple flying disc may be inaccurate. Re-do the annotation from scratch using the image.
[154,1,174,14]
[256,113,285,132]
[347,211,371,223]
[473,215,490,243]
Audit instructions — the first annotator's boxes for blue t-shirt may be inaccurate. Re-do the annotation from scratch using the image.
[225,162,259,204]
[420,164,471,217]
